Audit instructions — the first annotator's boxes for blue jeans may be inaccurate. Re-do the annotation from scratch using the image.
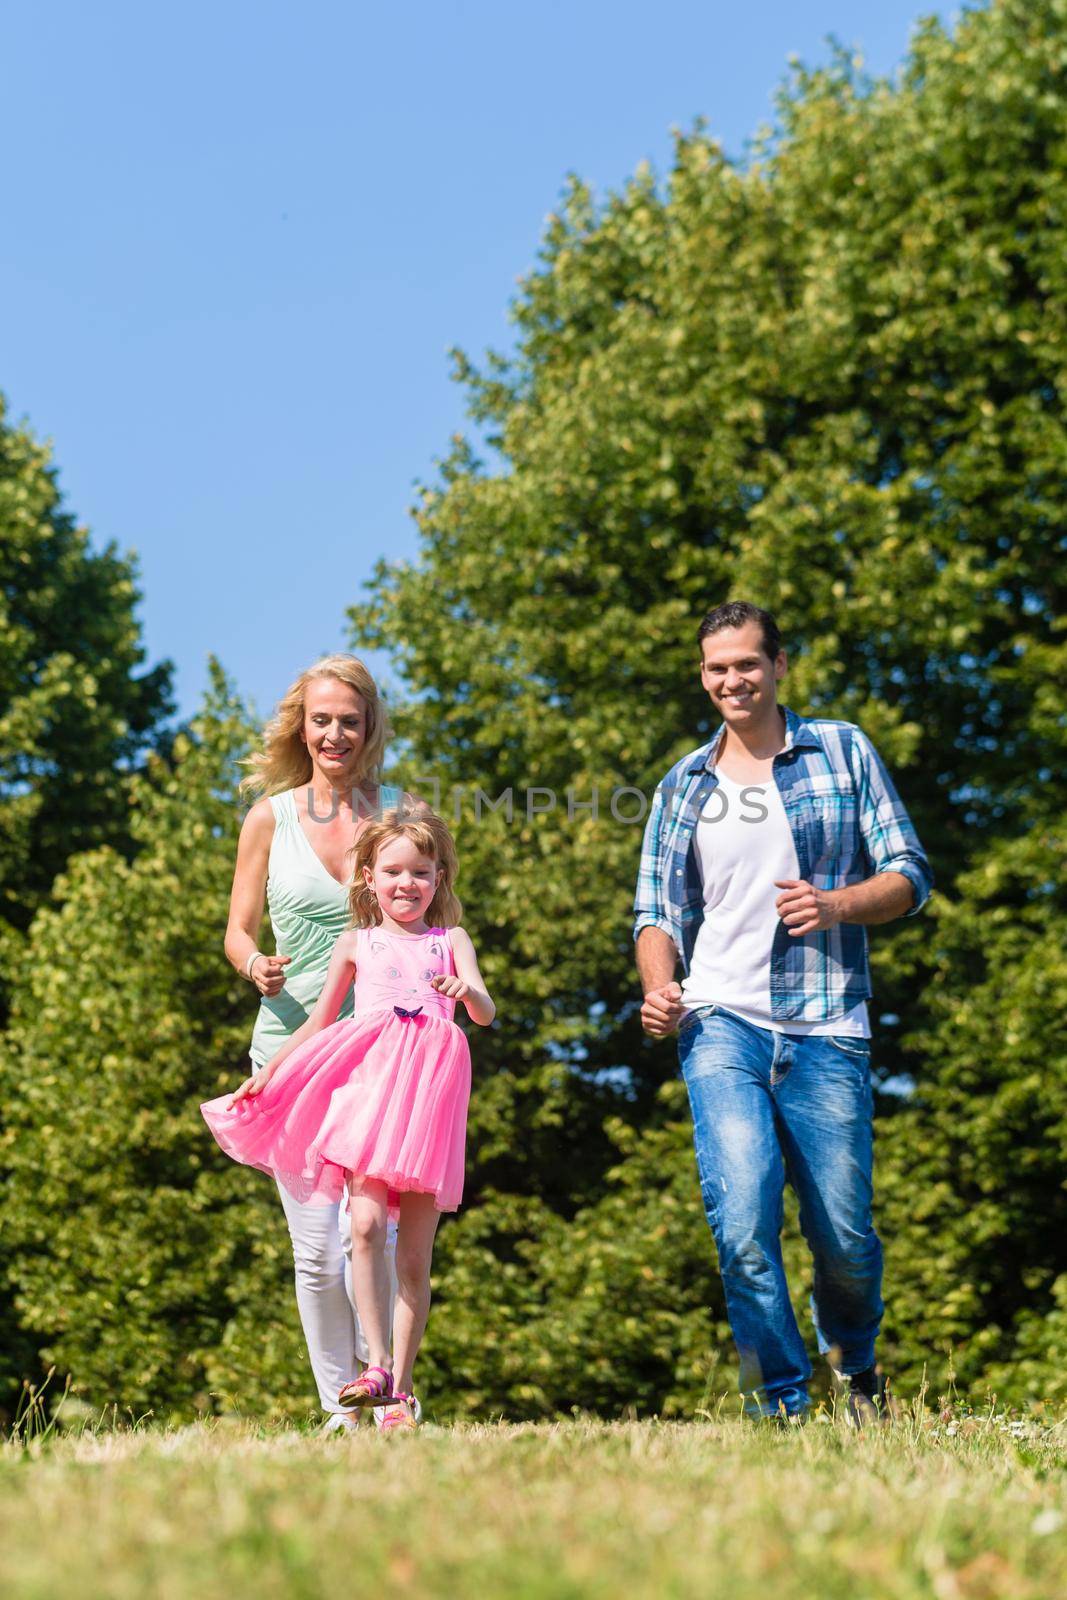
[678,1006,884,1417]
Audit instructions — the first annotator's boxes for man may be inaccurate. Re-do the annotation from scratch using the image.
[634,601,932,1422]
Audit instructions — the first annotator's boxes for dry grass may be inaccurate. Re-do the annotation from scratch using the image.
[1,1410,1064,1599]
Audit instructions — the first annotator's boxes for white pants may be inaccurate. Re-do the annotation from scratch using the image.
[275,1182,398,1416]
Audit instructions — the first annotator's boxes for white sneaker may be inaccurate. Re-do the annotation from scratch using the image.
[320,1411,360,1435]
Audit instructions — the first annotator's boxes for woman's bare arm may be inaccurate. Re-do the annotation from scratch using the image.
[225,800,291,997]
[232,932,359,1100]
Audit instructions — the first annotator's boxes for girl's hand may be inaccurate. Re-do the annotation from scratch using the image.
[231,1067,275,1104]
[431,973,470,1003]
[440,927,495,1026]
[250,954,291,997]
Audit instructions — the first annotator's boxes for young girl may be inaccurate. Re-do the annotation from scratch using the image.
[202,808,494,1431]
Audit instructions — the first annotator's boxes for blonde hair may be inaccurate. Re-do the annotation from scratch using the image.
[241,654,392,797]
[349,808,462,929]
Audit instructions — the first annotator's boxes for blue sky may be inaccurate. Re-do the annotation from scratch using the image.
[2,1,953,722]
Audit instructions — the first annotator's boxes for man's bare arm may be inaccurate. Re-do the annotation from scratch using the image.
[636,926,678,991]
[774,871,915,938]
[636,926,685,1037]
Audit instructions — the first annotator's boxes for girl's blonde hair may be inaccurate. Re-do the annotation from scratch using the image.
[349,808,462,929]
[241,654,392,797]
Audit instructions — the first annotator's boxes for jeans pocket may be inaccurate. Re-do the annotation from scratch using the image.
[826,1034,871,1059]
[678,1005,716,1041]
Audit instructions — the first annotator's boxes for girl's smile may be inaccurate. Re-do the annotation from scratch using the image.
[365,836,443,932]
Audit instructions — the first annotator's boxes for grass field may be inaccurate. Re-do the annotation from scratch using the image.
[2,1406,1064,1599]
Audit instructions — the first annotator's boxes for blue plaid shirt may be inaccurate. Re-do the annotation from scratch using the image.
[633,708,933,1023]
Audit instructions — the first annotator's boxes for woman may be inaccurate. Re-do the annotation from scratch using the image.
[225,652,411,1429]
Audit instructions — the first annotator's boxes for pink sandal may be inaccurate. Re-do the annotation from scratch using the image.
[338,1366,394,1409]
[378,1392,419,1433]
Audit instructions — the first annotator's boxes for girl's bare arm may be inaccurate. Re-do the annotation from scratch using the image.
[232,932,359,1100]
[432,926,495,1026]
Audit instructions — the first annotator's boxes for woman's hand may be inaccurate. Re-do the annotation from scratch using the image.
[249,953,291,997]
[431,973,470,1003]
[231,1066,275,1104]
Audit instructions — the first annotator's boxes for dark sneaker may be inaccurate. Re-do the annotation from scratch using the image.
[832,1364,890,1428]
[771,1410,808,1431]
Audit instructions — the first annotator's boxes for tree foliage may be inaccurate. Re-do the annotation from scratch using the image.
[877,826,1067,1404]
[0,394,174,1410]
[0,395,173,935]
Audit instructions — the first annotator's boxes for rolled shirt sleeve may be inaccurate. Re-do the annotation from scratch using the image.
[633,781,676,943]
[850,729,933,916]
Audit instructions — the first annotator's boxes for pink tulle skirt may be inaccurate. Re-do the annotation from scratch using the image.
[201,1008,471,1211]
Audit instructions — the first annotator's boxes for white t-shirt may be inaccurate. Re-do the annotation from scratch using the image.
[681,770,870,1038]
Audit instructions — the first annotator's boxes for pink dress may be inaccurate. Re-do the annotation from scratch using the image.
[201,926,471,1211]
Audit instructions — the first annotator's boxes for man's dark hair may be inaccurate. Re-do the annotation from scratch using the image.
[697,601,783,663]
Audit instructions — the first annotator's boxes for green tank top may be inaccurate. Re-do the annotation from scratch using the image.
[248,784,401,1067]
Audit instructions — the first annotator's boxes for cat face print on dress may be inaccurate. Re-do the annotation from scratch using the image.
[362,927,449,1003]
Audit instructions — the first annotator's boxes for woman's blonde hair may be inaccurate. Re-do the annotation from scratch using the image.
[348,808,462,929]
[241,654,392,797]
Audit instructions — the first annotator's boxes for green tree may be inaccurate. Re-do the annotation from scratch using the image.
[878,826,1067,1406]
[0,395,174,1410]
[0,670,311,1421]
[0,395,172,936]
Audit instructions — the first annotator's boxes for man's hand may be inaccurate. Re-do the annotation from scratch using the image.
[775,879,843,937]
[641,981,685,1037]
